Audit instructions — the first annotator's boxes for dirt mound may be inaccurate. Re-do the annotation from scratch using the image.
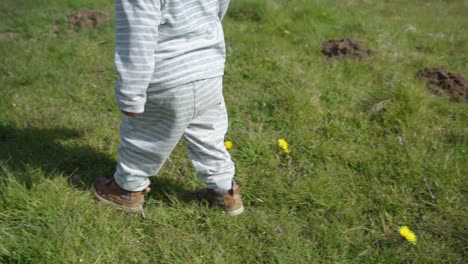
[67,9,109,31]
[321,38,374,59]
[417,67,467,102]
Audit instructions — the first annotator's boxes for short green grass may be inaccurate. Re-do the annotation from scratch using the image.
[1,0,467,263]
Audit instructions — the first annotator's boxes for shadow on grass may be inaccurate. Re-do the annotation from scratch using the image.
[0,124,193,204]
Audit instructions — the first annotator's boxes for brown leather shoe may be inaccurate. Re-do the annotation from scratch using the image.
[196,181,244,216]
[91,178,150,213]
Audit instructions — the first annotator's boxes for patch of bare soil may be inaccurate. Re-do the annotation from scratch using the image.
[67,9,109,31]
[321,38,374,59]
[0,32,19,42]
[417,67,467,102]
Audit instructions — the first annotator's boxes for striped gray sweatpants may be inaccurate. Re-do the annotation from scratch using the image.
[113,77,235,192]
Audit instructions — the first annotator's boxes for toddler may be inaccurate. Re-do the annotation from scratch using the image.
[92,0,243,216]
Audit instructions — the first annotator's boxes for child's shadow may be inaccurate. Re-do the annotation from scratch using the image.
[0,124,193,204]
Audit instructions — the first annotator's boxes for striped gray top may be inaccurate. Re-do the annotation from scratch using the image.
[115,0,230,113]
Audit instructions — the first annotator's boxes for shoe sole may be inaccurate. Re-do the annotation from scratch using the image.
[90,185,145,215]
[226,205,245,216]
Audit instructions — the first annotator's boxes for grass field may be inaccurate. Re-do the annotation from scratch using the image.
[0,0,467,263]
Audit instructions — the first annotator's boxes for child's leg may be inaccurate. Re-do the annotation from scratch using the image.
[114,83,196,191]
[183,77,234,190]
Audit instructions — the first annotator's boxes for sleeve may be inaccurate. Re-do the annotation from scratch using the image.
[218,0,230,21]
[114,0,162,113]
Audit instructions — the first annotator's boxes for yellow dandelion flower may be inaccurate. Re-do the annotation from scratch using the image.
[224,141,233,150]
[278,139,290,154]
[283,30,290,36]
[399,226,417,245]
[113,154,119,161]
